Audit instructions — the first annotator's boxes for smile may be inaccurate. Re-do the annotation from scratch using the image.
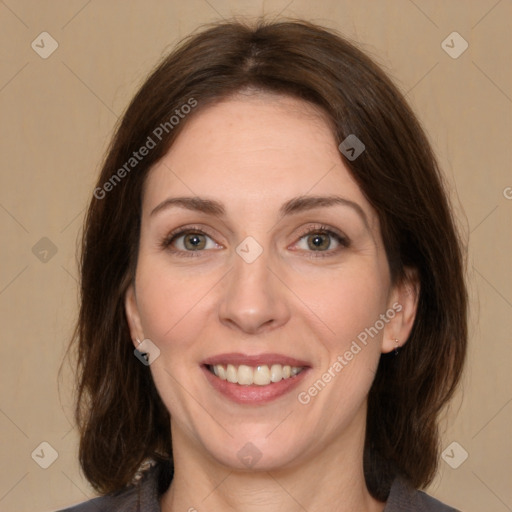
[207,363,305,386]
[201,353,311,404]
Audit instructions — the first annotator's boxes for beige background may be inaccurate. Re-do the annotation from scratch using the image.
[0,1,511,511]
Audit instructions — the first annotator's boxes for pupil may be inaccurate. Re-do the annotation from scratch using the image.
[310,233,328,250]
[186,233,204,250]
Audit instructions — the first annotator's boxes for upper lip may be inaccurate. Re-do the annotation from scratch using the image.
[202,352,311,368]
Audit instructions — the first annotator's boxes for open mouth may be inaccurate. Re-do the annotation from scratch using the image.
[205,363,305,386]
[201,353,311,404]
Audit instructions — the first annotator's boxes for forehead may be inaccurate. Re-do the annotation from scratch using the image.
[142,93,374,224]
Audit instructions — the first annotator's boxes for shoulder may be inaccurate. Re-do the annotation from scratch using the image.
[384,476,461,512]
[55,487,138,512]
[56,460,172,512]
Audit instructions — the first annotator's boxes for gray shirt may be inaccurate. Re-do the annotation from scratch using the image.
[58,462,460,511]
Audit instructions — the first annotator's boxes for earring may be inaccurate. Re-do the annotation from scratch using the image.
[393,338,400,356]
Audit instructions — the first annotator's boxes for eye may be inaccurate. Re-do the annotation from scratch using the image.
[161,224,349,258]
[293,225,349,257]
[161,226,222,256]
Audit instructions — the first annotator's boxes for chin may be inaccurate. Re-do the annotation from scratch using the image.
[202,429,307,472]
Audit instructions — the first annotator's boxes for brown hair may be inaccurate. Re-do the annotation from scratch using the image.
[71,18,467,500]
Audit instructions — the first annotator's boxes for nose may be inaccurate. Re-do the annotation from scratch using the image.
[218,245,291,335]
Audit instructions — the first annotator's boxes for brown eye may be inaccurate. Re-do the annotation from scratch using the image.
[161,228,221,256]
[306,232,332,251]
[293,226,349,258]
[182,233,207,250]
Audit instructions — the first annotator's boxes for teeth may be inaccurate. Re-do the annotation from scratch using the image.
[253,365,270,385]
[216,364,227,380]
[226,364,237,383]
[270,364,283,383]
[237,365,253,385]
[209,363,304,386]
[290,366,301,376]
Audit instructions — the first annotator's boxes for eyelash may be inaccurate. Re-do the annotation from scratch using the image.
[160,224,350,259]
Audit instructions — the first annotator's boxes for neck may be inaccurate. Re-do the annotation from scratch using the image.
[160,415,386,512]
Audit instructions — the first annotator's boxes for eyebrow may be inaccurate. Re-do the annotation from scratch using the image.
[150,194,369,227]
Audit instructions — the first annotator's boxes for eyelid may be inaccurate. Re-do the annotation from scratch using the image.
[164,224,219,243]
[159,225,222,256]
[290,223,350,257]
[160,223,350,257]
[293,223,349,243]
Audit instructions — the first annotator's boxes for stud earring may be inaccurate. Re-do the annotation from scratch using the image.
[394,338,400,356]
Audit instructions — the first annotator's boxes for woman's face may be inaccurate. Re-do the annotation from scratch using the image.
[125,92,417,471]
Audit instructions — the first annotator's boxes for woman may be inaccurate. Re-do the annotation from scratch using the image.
[61,18,467,512]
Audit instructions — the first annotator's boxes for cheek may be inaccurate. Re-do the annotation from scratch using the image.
[292,277,387,429]
[133,258,218,416]
[291,264,389,408]
[134,254,218,355]
[292,263,390,346]
[135,252,390,354]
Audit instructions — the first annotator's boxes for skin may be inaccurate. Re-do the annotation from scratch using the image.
[125,91,419,512]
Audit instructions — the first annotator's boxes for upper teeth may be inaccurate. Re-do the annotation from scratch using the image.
[210,363,303,386]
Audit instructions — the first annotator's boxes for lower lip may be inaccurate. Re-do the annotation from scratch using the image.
[201,365,310,405]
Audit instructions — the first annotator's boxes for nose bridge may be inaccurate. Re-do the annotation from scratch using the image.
[218,238,290,333]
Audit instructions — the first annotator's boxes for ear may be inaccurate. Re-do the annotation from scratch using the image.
[125,283,144,349]
[381,267,420,354]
